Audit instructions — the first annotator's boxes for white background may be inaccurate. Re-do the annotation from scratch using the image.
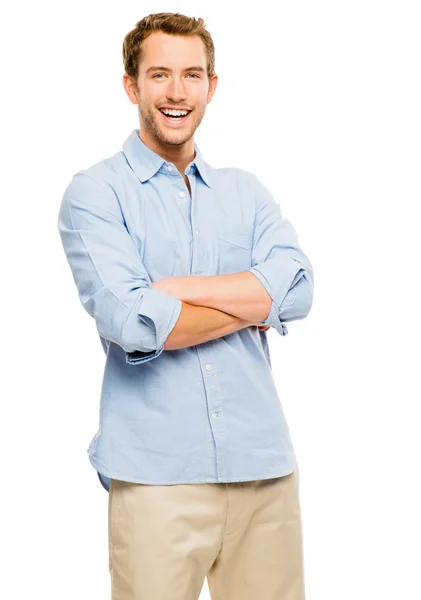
[1,1,420,598]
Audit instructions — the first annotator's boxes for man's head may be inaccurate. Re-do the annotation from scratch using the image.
[122,12,218,154]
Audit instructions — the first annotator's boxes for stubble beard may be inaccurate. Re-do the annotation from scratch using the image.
[138,99,204,147]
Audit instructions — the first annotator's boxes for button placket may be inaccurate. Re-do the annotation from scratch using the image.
[203,362,223,430]
[196,342,228,481]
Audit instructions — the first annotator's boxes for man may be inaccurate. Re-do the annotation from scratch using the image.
[58,11,314,600]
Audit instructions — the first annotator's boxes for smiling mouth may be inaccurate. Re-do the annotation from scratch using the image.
[158,109,192,125]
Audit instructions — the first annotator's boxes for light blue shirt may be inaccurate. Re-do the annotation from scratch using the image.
[58,128,314,492]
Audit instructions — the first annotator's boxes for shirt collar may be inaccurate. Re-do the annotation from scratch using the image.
[122,128,212,188]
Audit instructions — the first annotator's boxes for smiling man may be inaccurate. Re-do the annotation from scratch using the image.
[58,11,314,600]
[123,30,215,198]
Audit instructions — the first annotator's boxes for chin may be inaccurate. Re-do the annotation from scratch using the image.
[159,128,193,144]
[161,136,191,147]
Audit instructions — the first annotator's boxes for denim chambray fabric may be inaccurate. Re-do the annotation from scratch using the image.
[57,129,314,492]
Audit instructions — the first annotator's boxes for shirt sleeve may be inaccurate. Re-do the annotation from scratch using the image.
[57,171,182,365]
[246,174,314,336]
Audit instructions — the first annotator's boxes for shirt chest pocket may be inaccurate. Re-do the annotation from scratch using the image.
[217,220,254,274]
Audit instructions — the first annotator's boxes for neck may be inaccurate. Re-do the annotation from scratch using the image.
[138,127,195,176]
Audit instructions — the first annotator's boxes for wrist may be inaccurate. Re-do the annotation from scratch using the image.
[184,275,213,306]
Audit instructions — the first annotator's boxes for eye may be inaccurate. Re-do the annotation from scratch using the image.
[152,72,199,80]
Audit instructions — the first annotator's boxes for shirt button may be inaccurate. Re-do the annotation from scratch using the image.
[179,191,185,198]
[195,229,200,236]
[212,412,218,419]
[167,165,173,171]
[205,363,212,371]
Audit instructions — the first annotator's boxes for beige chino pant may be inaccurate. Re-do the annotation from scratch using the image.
[108,465,305,599]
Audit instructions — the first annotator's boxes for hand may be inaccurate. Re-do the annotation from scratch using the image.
[247,319,271,331]
[152,277,186,299]
[152,275,205,303]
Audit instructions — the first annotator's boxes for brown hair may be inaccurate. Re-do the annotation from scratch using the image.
[122,12,215,86]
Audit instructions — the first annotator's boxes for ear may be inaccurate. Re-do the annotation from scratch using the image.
[207,73,218,104]
[122,73,139,105]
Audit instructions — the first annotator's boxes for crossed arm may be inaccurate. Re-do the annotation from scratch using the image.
[58,171,313,361]
[153,175,314,353]
[153,271,272,351]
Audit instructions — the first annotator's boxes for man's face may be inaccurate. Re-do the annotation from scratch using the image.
[132,31,217,147]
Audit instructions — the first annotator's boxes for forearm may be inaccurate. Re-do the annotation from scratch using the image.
[164,301,252,351]
[182,271,272,322]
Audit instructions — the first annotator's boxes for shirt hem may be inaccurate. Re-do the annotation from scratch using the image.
[88,450,297,489]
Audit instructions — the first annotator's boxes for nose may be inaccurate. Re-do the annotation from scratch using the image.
[166,76,187,103]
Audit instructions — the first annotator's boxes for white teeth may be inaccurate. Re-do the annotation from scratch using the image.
[161,109,189,117]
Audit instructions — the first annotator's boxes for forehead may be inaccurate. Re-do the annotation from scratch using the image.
[140,31,207,70]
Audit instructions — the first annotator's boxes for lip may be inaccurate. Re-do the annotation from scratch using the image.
[158,108,192,126]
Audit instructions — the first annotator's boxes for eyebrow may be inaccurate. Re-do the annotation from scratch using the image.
[146,65,205,74]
